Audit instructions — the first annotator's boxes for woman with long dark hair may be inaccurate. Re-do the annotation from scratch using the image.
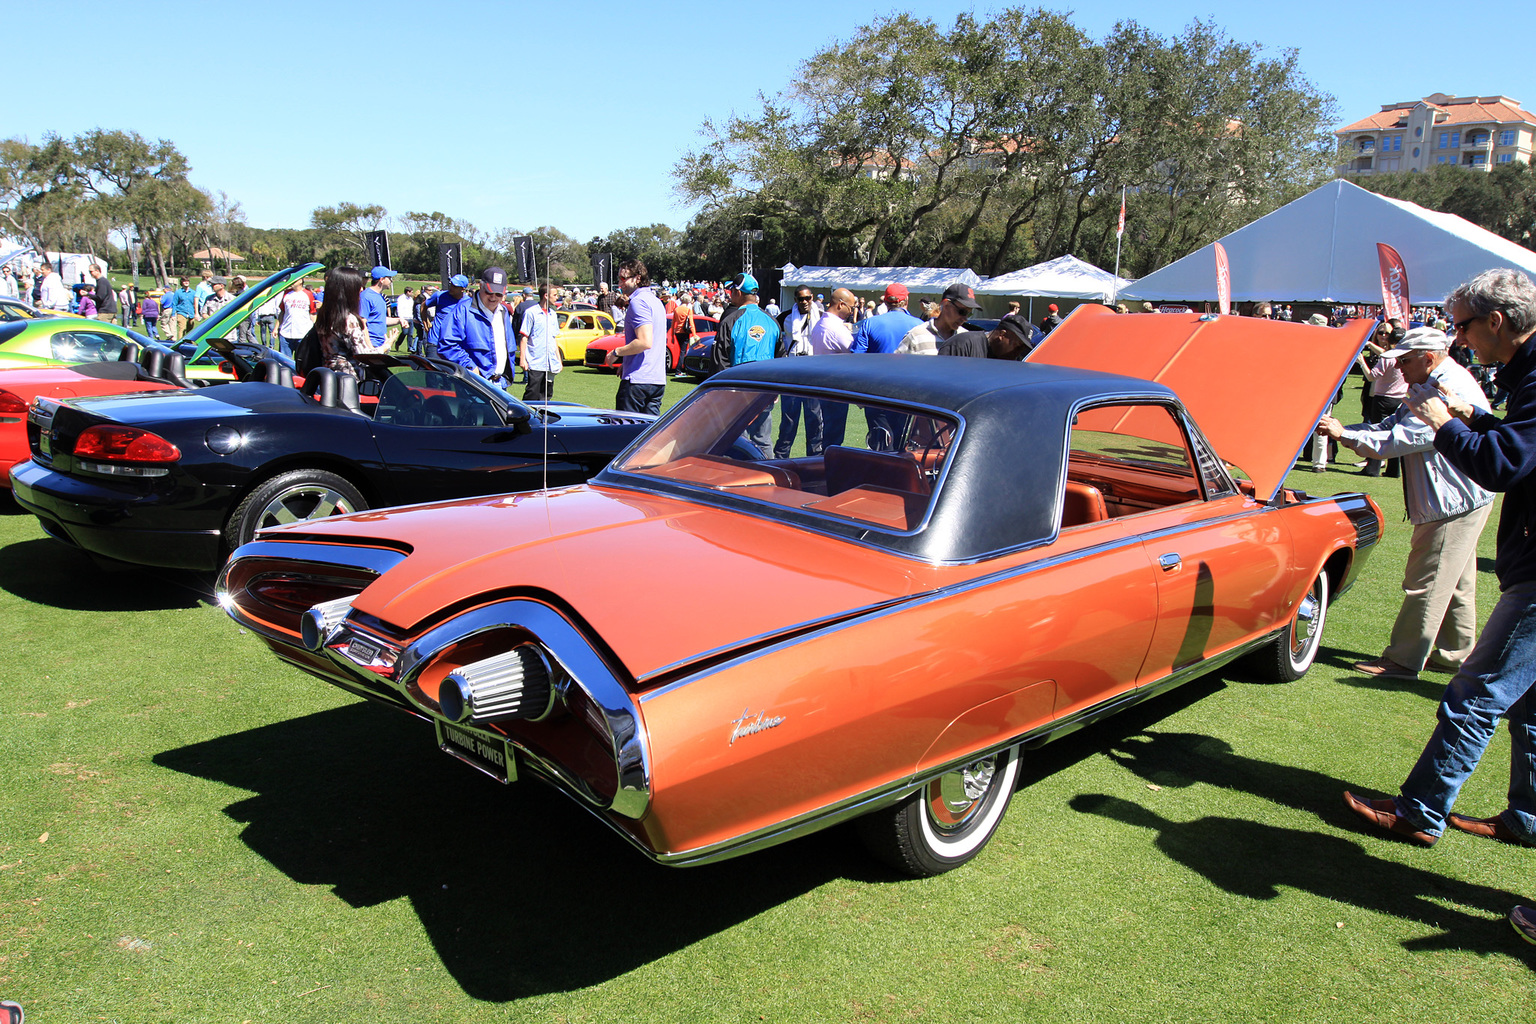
[307,265,370,377]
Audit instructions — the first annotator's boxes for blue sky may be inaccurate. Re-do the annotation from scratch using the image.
[15,0,1532,243]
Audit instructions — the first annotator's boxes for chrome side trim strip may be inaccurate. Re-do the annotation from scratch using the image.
[640,504,1272,695]
[651,629,1280,866]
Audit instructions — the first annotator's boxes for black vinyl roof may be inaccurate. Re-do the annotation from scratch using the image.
[699,354,1185,562]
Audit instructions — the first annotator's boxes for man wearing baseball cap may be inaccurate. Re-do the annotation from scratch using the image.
[937,317,1032,361]
[1318,326,1493,681]
[1039,302,1062,334]
[361,266,401,351]
[897,282,979,354]
[711,271,780,454]
[427,266,517,380]
[850,282,923,354]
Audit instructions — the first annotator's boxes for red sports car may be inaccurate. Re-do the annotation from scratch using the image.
[583,316,718,373]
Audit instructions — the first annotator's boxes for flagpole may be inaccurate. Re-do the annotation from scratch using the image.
[1111,186,1125,305]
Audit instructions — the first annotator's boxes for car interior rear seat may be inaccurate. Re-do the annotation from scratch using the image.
[1061,479,1109,528]
[823,445,928,496]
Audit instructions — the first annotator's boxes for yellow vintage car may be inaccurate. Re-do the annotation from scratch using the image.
[554,309,617,362]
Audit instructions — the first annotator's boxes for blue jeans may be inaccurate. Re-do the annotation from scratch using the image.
[144,317,158,340]
[774,394,823,459]
[1398,581,1536,839]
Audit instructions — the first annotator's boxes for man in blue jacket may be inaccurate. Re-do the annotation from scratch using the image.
[427,267,515,381]
[711,272,780,455]
[1343,269,1536,868]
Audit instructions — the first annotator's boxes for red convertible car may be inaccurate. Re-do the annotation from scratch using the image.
[217,308,1381,876]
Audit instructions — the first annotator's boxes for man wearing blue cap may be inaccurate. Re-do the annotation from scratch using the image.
[361,266,401,352]
[419,275,470,356]
[713,272,780,455]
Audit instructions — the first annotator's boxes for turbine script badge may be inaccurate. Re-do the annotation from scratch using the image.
[729,707,785,745]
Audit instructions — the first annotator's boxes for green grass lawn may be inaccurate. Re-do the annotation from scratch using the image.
[1,429,1534,1021]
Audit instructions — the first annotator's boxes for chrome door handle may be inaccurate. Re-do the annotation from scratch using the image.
[1158,553,1182,571]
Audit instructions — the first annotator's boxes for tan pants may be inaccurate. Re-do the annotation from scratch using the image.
[1384,501,1493,671]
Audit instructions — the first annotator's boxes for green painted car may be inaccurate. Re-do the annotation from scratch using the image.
[0,263,321,373]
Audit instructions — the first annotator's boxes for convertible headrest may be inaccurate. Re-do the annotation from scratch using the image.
[140,347,165,379]
[335,373,361,413]
[162,352,194,388]
[255,358,294,388]
[300,367,339,408]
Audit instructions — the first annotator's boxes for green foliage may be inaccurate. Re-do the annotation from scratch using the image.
[1355,162,1536,245]
[676,8,1337,277]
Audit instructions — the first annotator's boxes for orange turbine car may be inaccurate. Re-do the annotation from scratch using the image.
[217,307,1382,876]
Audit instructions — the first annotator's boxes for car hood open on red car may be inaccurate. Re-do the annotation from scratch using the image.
[1029,305,1373,500]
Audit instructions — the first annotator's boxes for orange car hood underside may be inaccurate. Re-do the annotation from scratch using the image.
[1030,306,1374,500]
[320,484,938,684]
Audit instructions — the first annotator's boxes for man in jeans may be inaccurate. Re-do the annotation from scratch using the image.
[611,259,666,415]
[1337,270,1536,943]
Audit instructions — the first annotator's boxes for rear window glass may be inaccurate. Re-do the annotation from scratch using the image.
[614,387,957,533]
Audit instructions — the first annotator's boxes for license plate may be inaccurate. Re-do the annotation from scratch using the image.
[38,431,51,459]
[435,721,515,784]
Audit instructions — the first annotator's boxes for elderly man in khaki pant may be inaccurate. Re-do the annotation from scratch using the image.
[1318,326,1494,680]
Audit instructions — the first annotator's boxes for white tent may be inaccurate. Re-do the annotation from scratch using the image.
[780,265,981,299]
[976,254,1134,300]
[1121,179,1536,305]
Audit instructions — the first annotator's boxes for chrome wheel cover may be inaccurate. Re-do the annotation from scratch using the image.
[1288,576,1326,667]
[254,484,359,532]
[926,756,998,834]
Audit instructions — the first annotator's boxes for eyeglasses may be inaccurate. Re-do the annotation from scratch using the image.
[796,295,813,303]
[1453,314,1487,334]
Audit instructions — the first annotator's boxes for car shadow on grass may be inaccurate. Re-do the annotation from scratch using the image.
[1070,792,1524,958]
[154,700,877,1001]
[0,537,211,610]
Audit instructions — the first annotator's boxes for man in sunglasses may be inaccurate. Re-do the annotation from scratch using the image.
[1342,271,1536,947]
[1318,328,1492,682]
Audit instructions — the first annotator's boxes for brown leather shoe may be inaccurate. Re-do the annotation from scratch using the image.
[1447,813,1536,847]
[1354,656,1419,680]
[1343,790,1438,846]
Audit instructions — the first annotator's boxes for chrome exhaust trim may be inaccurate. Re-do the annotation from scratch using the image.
[300,595,357,651]
[440,643,561,724]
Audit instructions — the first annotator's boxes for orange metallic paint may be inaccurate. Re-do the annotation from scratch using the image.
[1033,307,1374,499]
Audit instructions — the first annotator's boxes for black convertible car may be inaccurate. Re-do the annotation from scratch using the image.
[9,353,655,571]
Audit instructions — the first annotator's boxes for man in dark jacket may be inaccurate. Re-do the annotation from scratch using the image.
[1343,270,1536,890]
[90,264,118,322]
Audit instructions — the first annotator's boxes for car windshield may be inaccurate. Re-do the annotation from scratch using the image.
[613,386,957,533]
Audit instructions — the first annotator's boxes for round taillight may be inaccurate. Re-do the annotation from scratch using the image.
[73,425,181,463]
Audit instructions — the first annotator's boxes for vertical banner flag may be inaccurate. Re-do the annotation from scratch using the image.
[591,252,612,289]
[364,231,391,272]
[437,243,462,288]
[1213,241,1231,316]
[1117,189,1126,238]
[513,236,536,283]
[1376,243,1410,323]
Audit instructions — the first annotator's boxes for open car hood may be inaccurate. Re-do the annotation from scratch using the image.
[1028,305,1372,500]
[185,262,322,364]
